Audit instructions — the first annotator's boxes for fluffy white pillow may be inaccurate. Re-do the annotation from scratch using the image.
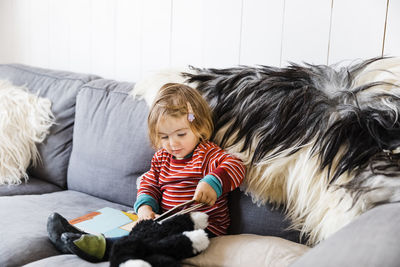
[182,234,310,267]
[0,80,54,185]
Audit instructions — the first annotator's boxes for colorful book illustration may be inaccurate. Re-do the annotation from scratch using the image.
[69,207,138,238]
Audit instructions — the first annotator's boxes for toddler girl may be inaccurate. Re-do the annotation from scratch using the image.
[47,83,245,262]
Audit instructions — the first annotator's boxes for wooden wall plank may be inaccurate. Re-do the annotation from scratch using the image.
[91,0,116,79]
[281,0,332,66]
[240,0,284,67]
[29,0,50,68]
[11,0,31,65]
[49,0,70,70]
[328,0,387,64]
[0,0,16,63]
[68,0,92,74]
[115,0,142,82]
[0,0,396,81]
[140,0,172,77]
[202,0,242,68]
[384,0,400,56]
[170,0,204,68]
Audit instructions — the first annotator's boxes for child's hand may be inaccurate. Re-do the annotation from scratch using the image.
[193,181,217,206]
[137,205,157,221]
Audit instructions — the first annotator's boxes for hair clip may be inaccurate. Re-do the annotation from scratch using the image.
[188,113,195,122]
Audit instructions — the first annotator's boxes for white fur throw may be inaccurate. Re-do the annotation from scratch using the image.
[0,80,54,185]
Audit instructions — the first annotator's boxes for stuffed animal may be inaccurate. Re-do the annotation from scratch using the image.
[110,212,210,267]
[48,211,210,267]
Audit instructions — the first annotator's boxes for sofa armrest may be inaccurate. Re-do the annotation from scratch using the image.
[291,202,400,267]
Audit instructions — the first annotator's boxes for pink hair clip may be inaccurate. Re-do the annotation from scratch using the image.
[188,113,195,122]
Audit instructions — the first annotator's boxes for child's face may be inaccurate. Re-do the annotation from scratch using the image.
[158,115,200,159]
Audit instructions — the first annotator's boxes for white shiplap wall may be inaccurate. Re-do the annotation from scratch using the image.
[0,0,398,82]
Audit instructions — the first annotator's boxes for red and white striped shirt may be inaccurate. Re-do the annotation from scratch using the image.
[137,141,245,236]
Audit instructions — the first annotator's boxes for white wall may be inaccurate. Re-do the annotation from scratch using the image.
[0,0,398,82]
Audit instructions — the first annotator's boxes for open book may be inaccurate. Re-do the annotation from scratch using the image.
[69,207,138,238]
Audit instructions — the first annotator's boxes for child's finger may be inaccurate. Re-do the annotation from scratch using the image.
[193,189,203,203]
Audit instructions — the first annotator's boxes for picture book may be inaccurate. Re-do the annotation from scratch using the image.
[69,207,138,238]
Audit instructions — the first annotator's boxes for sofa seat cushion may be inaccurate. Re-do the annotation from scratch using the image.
[182,234,310,267]
[0,64,100,189]
[25,234,309,267]
[67,79,154,207]
[0,177,62,196]
[0,190,130,267]
[24,255,109,267]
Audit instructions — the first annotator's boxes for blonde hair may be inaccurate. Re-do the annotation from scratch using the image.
[148,83,213,149]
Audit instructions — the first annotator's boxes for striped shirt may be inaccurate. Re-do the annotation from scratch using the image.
[136,141,245,236]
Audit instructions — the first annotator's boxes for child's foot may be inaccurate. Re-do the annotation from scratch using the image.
[61,232,106,263]
[47,212,87,254]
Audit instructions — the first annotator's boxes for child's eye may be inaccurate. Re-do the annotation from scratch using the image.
[161,136,168,140]
[177,133,187,137]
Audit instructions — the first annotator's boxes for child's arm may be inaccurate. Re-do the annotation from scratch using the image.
[134,152,163,217]
[202,146,246,197]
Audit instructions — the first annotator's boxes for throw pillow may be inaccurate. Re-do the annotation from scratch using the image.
[0,80,54,185]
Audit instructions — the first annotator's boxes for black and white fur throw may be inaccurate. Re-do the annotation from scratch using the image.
[132,57,400,246]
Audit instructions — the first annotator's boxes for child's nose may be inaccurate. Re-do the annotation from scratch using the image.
[169,137,179,147]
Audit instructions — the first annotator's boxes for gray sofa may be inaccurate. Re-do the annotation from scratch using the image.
[0,64,399,267]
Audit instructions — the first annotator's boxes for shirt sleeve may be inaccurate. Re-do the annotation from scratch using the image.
[205,146,246,195]
[200,174,223,198]
[134,152,163,213]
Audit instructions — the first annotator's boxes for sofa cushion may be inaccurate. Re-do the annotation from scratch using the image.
[0,64,100,189]
[182,234,309,267]
[228,188,301,242]
[24,255,109,267]
[0,190,131,267]
[67,79,155,207]
[25,235,309,267]
[291,202,400,267]
[0,177,62,196]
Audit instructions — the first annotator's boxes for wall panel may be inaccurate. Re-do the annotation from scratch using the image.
[170,0,205,68]
[91,0,116,79]
[49,0,70,70]
[140,0,172,77]
[384,0,400,56]
[0,0,16,63]
[68,0,92,74]
[201,0,242,68]
[0,0,396,82]
[240,0,284,67]
[29,0,50,68]
[281,0,332,66]
[328,0,387,64]
[115,0,142,82]
[12,0,31,65]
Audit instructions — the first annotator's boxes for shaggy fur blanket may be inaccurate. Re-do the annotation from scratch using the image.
[0,80,54,185]
[132,57,400,246]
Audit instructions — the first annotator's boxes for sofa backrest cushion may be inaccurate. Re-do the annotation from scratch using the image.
[228,188,301,242]
[67,79,155,206]
[0,64,99,189]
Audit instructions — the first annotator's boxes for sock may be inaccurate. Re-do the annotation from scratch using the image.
[73,234,106,260]
[62,232,106,262]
